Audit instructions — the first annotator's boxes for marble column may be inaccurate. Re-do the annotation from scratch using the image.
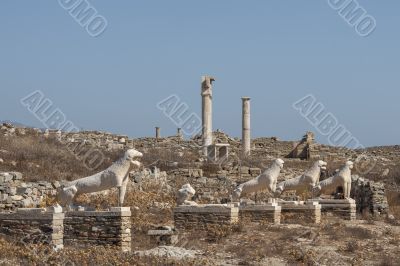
[201,76,215,156]
[155,127,160,139]
[242,97,251,156]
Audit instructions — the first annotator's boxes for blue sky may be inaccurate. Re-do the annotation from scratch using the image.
[0,1,399,147]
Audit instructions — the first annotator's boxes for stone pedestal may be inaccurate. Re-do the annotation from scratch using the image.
[207,143,230,162]
[64,207,131,252]
[312,199,356,220]
[174,204,238,231]
[279,201,321,224]
[0,208,64,250]
[239,202,281,224]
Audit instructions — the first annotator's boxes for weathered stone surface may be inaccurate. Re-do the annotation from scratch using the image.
[148,226,177,246]
[0,173,57,211]
[0,209,64,249]
[64,208,131,252]
[279,201,321,224]
[351,175,388,215]
[239,203,281,224]
[174,204,239,231]
[312,199,356,220]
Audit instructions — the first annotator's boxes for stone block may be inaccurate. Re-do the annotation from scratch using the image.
[239,203,281,224]
[279,201,321,224]
[11,172,23,180]
[240,167,250,175]
[11,195,23,201]
[174,204,239,231]
[0,210,64,249]
[0,193,8,202]
[3,173,13,183]
[312,199,357,221]
[7,187,17,196]
[64,209,131,252]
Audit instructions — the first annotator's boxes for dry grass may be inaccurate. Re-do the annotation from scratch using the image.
[0,134,120,181]
[0,238,209,266]
[386,189,400,219]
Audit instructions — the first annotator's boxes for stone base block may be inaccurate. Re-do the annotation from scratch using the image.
[239,203,281,224]
[174,204,238,231]
[279,201,321,224]
[64,207,131,252]
[0,208,64,249]
[312,199,356,221]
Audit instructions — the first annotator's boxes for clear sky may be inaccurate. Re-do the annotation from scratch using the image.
[0,1,399,147]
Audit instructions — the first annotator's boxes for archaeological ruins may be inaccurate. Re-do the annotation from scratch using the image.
[0,76,397,264]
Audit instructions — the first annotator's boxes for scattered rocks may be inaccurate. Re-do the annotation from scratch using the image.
[135,246,202,260]
[0,172,57,211]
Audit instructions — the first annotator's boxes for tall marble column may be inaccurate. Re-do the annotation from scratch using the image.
[201,76,215,156]
[242,97,251,156]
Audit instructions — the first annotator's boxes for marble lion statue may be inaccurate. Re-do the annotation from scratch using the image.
[316,161,354,199]
[275,160,327,197]
[177,183,197,206]
[232,159,284,201]
[58,149,143,207]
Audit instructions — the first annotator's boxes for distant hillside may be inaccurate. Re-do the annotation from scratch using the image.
[0,120,30,128]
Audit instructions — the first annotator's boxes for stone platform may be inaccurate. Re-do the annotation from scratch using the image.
[174,204,238,230]
[0,207,132,251]
[64,207,131,252]
[239,201,281,224]
[279,201,321,224]
[0,208,64,250]
[312,199,356,220]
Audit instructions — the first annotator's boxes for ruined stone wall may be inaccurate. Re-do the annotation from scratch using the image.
[351,175,388,215]
[0,172,58,211]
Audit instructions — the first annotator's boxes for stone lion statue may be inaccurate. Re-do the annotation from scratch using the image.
[176,183,197,206]
[58,149,143,207]
[316,161,354,199]
[275,160,327,197]
[232,159,284,201]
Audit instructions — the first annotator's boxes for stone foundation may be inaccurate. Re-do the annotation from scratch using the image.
[0,208,64,249]
[239,203,281,224]
[279,201,321,224]
[174,204,238,230]
[64,207,131,252]
[313,199,356,220]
